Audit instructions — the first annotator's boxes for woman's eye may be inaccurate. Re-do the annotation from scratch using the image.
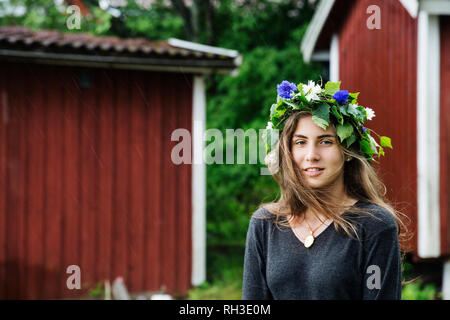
[295,140,332,145]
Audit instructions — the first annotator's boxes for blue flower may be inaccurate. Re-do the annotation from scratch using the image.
[333,90,349,105]
[361,126,367,133]
[277,81,297,99]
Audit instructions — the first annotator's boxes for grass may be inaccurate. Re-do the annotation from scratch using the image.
[186,244,244,300]
[186,278,242,300]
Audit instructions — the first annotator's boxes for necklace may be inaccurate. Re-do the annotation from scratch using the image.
[292,216,326,248]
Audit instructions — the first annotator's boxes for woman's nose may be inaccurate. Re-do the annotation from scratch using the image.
[305,146,320,161]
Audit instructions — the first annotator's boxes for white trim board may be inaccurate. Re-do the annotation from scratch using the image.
[168,38,239,58]
[300,0,335,63]
[416,11,441,258]
[191,76,207,286]
[330,34,339,82]
[420,0,450,15]
[168,38,243,68]
[400,0,419,18]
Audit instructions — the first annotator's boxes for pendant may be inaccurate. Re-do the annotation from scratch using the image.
[304,234,315,248]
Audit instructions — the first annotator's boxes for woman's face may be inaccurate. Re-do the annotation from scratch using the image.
[291,116,345,189]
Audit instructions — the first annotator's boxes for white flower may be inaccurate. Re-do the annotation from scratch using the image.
[266,121,273,130]
[365,107,375,120]
[302,80,322,101]
[264,149,279,174]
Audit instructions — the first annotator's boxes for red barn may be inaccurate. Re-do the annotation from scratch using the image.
[301,0,450,298]
[0,26,240,299]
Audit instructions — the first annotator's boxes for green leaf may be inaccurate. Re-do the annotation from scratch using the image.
[283,100,299,110]
[347,104,359,118]
[312,103,330,121]
[277,96,283,106]
[349,92,359,104]
[312,116,329,130]
[270,103,277,116]
[336,123,354,143]
[360,139,373,156]
[356,105,367,121]
[380,136,393,149]
[368,135,379,153]
[270,103,287,123]
[378,146,385,157]
[324,81,341,95]
[295,83,309,103]
[345,132,357,148]
[311,103,330,130]
[339,104,349,116]
[331,105,343,125]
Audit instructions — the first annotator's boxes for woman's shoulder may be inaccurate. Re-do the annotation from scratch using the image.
[251,206,276,220]
[352,201,398,237]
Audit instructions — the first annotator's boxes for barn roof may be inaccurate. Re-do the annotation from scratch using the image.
[0,26,241,74]
[300,0,420,63]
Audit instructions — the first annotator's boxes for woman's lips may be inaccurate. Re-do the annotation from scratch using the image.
[304,169,324,177]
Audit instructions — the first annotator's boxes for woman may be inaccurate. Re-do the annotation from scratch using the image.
[242,80,407,300]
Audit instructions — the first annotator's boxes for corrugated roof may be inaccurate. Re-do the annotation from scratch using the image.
[0,26,240,73]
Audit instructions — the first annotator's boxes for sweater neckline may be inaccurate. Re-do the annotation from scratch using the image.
[286,199,362,248]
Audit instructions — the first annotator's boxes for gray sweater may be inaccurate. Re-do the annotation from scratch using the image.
[242,200,402,300]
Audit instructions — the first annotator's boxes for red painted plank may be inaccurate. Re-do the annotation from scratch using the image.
[113,69,130,284]
[97,69,114,290]
[62,67,82,299]
[79,69,99,295]
[128,71,146,293]
[16,64,28,299]
[4,63,20,299]
[146,73,162,293]
[0,63,7,299]
[27,68,46,299]
[176,74,193,297]
[44,66,64,298]
[164,73,179,296]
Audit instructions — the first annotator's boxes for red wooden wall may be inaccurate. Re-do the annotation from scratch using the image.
[338,0,418,253]
[0,62,192,299]
[440,16,450,257]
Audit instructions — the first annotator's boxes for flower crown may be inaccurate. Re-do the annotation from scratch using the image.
[263,80,393,163]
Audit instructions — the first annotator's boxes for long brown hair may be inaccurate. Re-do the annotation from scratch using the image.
[259,111,410,249]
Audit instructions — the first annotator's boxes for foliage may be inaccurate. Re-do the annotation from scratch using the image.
[402,280,442,300]
[187,245,244,299]
[88,281,105,299]
[0,0,183,38]
[186,278,242,300]
[264,80,392,162]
